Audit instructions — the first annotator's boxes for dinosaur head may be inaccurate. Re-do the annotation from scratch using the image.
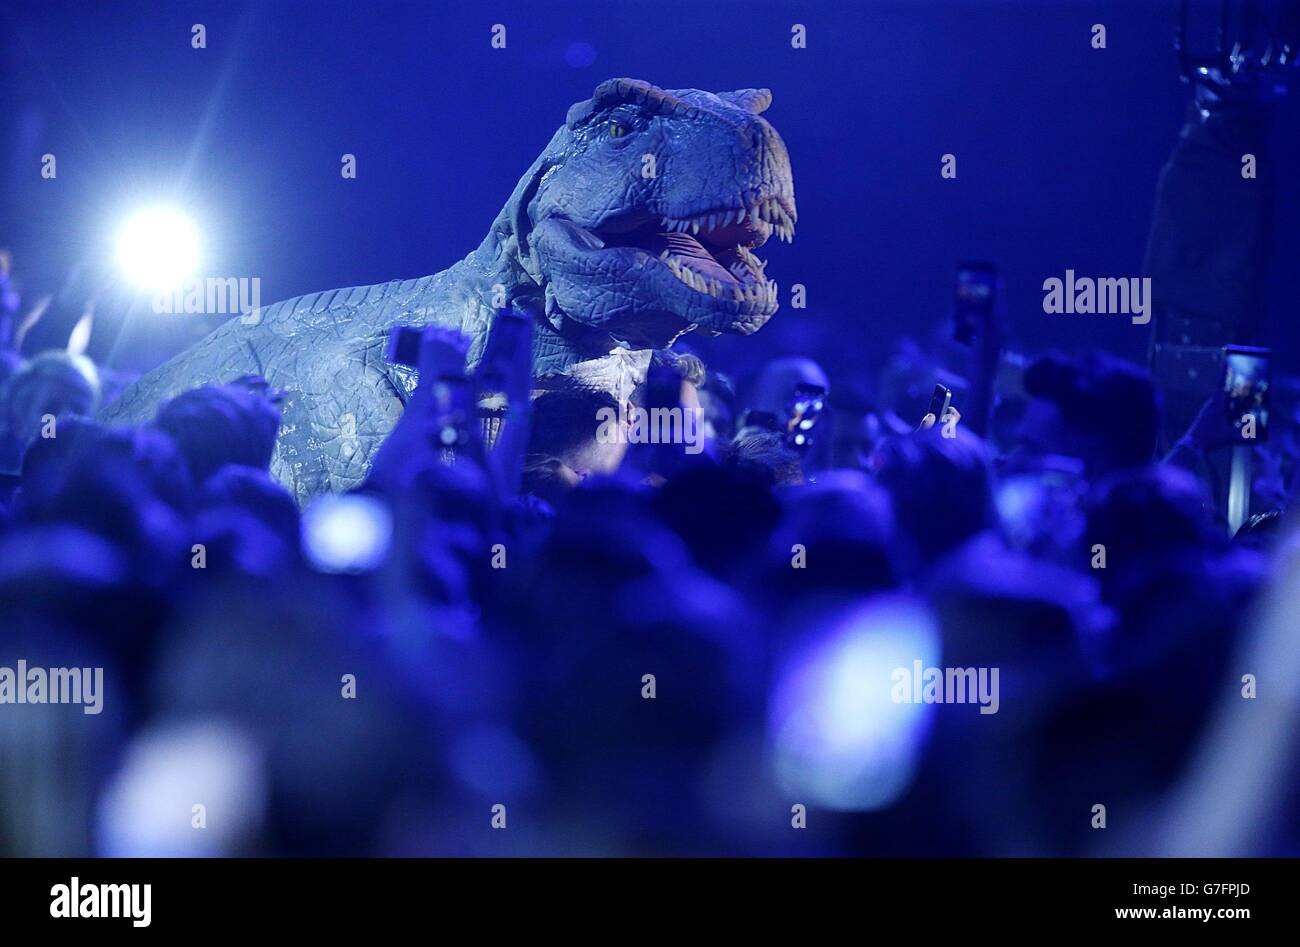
[508,78,796,351]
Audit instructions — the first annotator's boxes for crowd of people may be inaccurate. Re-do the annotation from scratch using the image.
[2,263,1297,856]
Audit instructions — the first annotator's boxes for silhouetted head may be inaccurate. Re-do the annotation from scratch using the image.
[526,388,628,480]
[1019,352,1158,476]
[744,357,829,420]
[1084,465,1216,563]
[1,352,99,470]
[154,382,281,485]
[871,428,994,569]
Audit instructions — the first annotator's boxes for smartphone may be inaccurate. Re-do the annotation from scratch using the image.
[1223,345,1270,442]
[925,383,952,425]
[388,323,471,383]
[785,383,826,451]
[955,262,997,346]
[386,325,422,368]
[478,310,532,385]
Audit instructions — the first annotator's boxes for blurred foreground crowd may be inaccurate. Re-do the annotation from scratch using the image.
[2,295,1298,856]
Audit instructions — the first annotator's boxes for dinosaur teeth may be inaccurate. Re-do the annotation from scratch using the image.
[734,244,769,277]
[654,196,794,244]
[652,206,786,301]
[766,201,796,242]
[660,248,777,306]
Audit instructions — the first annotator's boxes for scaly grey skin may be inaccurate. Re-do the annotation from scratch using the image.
[98,78,797,503]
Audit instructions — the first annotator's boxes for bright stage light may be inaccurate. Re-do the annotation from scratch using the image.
[115,206,200,291]
[767,597,940,811]
[301,494,394,574]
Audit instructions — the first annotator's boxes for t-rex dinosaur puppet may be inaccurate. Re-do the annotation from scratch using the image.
[99,78,797,503]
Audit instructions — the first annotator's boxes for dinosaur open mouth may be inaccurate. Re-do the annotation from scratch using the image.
[585,196,795,306]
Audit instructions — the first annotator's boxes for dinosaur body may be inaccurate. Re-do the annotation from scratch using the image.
[99,78,797,503]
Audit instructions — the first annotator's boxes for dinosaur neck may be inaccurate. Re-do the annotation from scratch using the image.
[416,210,622,378]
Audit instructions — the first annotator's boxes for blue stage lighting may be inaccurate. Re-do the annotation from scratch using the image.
[301,494,394,574]
[115,206,200,291]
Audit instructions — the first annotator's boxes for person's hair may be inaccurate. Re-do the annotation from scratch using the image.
[871,428,993,565]
[526,387,619,460]
[1023,351,1158,470]
[25,450,186,573]
[153,382,281,485]
[1084,464,1214,561]
[698,371,737,443]
[201,464,300,548]
[20,421,195,518]
[769,470,898,594]
[726,430,803,486]
[18,415,111,508]
[1,351,100,452]
[743,356,830,419]
[1233,509,1284,550]
[102,426,195,513]
[652,461,784,577]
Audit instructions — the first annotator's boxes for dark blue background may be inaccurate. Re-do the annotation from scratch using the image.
[3,0,1297,379]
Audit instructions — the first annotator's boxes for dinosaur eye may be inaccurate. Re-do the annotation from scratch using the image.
[608,121,629,138]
